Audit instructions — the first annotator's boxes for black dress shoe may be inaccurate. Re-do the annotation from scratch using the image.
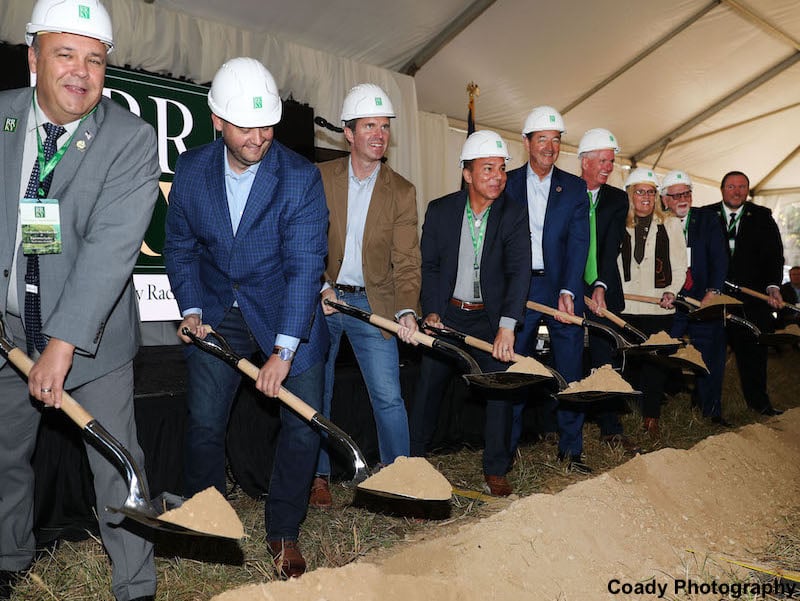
[709,416,733,428]
[557,452,593,475]
[760,407,784,416]
[0,570,25,601]
[128,596,155,601]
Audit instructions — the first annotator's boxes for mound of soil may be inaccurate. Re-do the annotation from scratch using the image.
[213,410,800,600]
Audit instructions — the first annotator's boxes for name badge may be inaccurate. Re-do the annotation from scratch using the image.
[20,197,62,255]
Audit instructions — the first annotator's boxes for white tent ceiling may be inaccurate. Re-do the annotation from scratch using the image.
[153,0,800,199]
[2,0,798,263]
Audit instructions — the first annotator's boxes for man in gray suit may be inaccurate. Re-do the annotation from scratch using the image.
[0,1,159,600]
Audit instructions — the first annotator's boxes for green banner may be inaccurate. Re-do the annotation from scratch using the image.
[104,66,216,273]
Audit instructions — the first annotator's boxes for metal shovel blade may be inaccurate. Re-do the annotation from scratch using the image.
[0,322,237,539]
[183,327,370,486]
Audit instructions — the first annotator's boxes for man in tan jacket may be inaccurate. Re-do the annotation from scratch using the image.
[312,84,421,507]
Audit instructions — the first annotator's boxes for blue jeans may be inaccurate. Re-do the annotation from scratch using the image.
[184,308,323,541]
[316,290,409,475]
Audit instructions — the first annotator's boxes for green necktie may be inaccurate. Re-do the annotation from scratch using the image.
[584,190,598,285]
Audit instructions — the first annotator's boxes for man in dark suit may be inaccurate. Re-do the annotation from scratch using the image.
[662,170,729,424]
[164,58,329,578]
[505,106,591,473]
[411,130,531,496]
[0,1,158,599]
[578,128,638,452]
[709,171,784,416]
[313,84,421,508]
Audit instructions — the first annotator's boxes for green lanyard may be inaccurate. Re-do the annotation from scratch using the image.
[31,97,93,198]
[466,199,490,298]
[466,199,490,269]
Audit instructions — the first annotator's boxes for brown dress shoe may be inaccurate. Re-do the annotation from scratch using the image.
[643,417,659,439]
[268,539,306,579]
[483,474,512,497]
[309,476,332,509]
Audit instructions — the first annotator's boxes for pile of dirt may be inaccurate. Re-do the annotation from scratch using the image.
[559,364,634,394]
[213,410,800,600]
[357,456,452,501]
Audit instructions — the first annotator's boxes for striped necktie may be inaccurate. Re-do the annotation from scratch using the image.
[24,122,66,355]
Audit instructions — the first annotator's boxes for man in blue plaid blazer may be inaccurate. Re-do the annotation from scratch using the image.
[163,58,328,578]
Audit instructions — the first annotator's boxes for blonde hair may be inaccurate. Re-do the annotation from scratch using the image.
[625,184,665,228]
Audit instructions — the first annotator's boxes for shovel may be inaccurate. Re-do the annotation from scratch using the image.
[525,300,661,355]
[725,280,800,315]
[324,299,544,389]
[583,296,648,343]
[420,322,565,390]
[181,327,370,486]
[0,319,237,539]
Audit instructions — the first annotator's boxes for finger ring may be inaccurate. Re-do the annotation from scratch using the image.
[41,387,52,393]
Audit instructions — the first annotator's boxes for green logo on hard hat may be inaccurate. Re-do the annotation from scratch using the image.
[549,115,556,122]
[609,135,615,142]
[676,173,683,179]
[496,141,503,148]
[647,171,653,176]
[253,96,263,109]
[78,5,90,19]
[375,97,383,106]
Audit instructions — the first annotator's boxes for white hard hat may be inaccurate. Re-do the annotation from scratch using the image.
[340,83,396,122]
[660,169,693,192]
[522,105,565,135]
[578,128,619,155]
[208,58,282,128]
[624,167,660,189]
[460,130,511,167]
[26,0,114,52]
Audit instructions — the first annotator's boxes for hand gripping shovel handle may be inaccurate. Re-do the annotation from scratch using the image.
[583,296,648,343]
[182,327,370,485]
[725,280,800,313]
[527,299,633,351]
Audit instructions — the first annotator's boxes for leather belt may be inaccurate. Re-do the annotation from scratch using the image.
[449,297,485,311]
[531,269,546,277]
[334,284,366,293]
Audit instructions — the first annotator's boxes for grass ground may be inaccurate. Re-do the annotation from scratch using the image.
[10,345,800,600]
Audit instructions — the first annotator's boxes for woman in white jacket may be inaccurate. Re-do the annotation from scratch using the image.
[618,168,687,438]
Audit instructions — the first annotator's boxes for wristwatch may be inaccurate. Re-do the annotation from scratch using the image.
[272,346,295,362]
[705,288,721,295]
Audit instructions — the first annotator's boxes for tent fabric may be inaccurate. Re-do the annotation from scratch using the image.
[3,0,798,265]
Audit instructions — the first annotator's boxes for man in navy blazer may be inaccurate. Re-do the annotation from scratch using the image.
[411,131,531,496]
[504,106,591,473]
[662,171,729,423]
[164,58,328,578]
[708,171,784,417]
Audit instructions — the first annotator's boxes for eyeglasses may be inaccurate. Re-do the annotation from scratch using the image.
[633,189,657,197]
[665,191,692,200]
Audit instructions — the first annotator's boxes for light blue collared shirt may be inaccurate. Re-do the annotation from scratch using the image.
[337,158,380,287]
[526,163,552,271]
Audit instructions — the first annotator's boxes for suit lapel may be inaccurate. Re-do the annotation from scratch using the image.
[481,193,503,259]
[47,101,104,201]
[329,159,349,254]
[206,140,235,242]
[235,144,278,239]
[3,90,31,259]
[363,163,389,251]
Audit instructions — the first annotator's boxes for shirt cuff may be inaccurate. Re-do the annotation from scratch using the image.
[395,309,417,321]
[767,285,780,291]
[499,316,517,331]
[182,308,202,319]
[559,289,574,298]
[275,334,300,353]
[593,281,607,290]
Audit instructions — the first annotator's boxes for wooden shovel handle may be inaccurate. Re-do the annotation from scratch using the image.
[6,347,93,428]
[526,300,585,326]
[455,332,529,363]
[623,293,662,305]
[232,356,319,422]
[368,312,441,348]
[583,296,627,329]
[737,284,795,310]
